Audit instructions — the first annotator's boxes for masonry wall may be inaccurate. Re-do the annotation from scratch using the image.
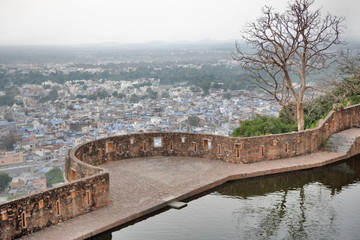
[0,156,109,240]
[75,104,360,165]
[349,133,360,156]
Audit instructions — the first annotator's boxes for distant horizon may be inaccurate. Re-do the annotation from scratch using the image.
[1,37,360,48]
[0,38,237,47]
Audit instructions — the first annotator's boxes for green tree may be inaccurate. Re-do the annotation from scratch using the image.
[190,86,201,93]
[161,91,170,98]
[95,89,108,99]
[146,87,158,99]
[45,168,64,187]
[223,93,232,99]
[198,81,211,96]
[0,89,17,106]
[3,134,19,151]
[188,116,201,127]
[117,92,126,99]
[231,115,297,137]
[4,110,14,122]
[112,91,119,98]
[39,89,59,103]
[129,94,140,103]
[0,172,11,192]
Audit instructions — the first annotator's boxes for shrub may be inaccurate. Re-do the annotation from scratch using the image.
[45,168,64,187]
[231,115,297,137]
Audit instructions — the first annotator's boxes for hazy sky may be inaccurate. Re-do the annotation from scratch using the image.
[0,0,359,45]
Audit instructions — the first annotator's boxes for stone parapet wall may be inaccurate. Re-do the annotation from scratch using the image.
[74,104,359,164]
[0,156,109,240]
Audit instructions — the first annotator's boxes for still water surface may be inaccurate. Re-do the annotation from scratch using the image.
[92,154,360,240]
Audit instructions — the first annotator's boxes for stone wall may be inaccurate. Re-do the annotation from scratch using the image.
[349,133,360,156]
[0,156,109,240]
[75,104,359,164]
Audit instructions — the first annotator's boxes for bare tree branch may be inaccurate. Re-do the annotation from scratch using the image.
[234,0,345,130]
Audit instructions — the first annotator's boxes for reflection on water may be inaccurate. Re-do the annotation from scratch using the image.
[90,154,360,240]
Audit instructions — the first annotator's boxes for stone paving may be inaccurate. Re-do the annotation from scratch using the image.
[20,129,360,240]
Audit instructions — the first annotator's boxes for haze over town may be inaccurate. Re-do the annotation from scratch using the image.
[1,0,360,45]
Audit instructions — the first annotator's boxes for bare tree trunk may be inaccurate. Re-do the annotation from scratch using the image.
[297,102,305,131]
[234,0,344,132]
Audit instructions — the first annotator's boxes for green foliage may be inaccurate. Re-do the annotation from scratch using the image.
[0,95,15,106]
[223,92,232,99]
[190,86,201,93]
[348,95,360,105]
[198,81,211,96]
[146,88,158,99]
[45,168,64,187]
[276,69,360,130]
[77,89,109,101]
[0,172,11,192]
[212,82,222,89]
[112,91,126,99]
[39,89,59,103]
[188,116,201,127]
[130,94,140,103]
[117,92,126,99]
[161,91,170,98]
[93,89,108,99]
[231,115,297,137]
[0,87,19,106]
[4,110,14,122]
[3,134,19,151]
[303,74,360,129]
[278,108,295,125]
[303,95,334,129]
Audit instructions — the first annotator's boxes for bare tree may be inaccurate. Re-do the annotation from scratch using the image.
[234,0,344,130]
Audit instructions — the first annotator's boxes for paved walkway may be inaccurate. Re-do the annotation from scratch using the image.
[21,129,360,240]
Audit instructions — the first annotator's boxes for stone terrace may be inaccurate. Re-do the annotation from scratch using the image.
[21,148,357,240]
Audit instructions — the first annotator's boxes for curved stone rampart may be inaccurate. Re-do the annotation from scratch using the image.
[0,103,358,240]
[72,104,359,166]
